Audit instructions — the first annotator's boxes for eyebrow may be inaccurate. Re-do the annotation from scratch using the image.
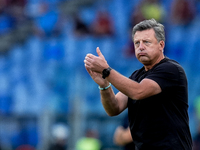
[134,38,151,43]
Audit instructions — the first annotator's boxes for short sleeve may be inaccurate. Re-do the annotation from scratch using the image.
[145,62,181,91]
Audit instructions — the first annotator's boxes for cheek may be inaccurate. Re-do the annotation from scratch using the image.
[148,48,159,58]
[134,49,139,57]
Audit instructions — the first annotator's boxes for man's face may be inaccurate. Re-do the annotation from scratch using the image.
[133,29,164,66]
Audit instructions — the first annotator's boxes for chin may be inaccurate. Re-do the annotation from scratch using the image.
[139,57,148,61]
[139,58,150,65]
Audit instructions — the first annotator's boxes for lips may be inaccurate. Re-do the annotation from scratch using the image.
[138,53,146,56]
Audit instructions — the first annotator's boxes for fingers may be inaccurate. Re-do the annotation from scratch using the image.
[96,47,101,56]
[84,51,99,68]
[84,55,92,64]
[85,53,93,58]
[84,47,107,73]
[85,65,92,74]
[84,52,93,66]
[84,47,104,66]
[96,47,105,59]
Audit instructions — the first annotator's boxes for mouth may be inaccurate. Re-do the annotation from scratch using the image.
[138,53,146,56]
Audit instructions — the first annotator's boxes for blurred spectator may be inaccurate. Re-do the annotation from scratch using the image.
[0,10,15,35]
[193,125,200,150]
[73,14,90,37]
[140,0,165,23]
[122,32,135,58]
[113,114,135,150]
[90,10,114,37]
[16,145,35,150]
[76,129,101,150]
[11,121,38,150]
[170,0,195,25]
[33,2,63,38]
[6,0,28,25]
[48,123,69,150]
[130,0,165,28]
[0,0,28,36]
[193,95,200,150]
[0,0,7,14]
[130,6,145,30]
[194,95,200,120]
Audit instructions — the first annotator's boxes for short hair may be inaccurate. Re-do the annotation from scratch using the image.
[132,19,165,42]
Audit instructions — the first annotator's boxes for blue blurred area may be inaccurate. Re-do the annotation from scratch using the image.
[0,0,200,149]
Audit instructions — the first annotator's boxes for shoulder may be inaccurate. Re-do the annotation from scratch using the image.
[148,58,187,89]
[153,57,185,75]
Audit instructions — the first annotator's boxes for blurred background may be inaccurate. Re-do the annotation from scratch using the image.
[0,0,200,149]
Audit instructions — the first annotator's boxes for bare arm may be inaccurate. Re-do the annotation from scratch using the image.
[100,87,128,116]
[113,126,133,146]
[84,48,128,116]
[84,47,161,116]
[84,67,128,116]
[99,69,161,116]
[106,69,161,100]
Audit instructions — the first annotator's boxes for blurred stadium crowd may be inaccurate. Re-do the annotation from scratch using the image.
[1,0,200,149]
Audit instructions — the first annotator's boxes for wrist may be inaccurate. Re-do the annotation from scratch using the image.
[99,83,111,90]
[102,67,112,79]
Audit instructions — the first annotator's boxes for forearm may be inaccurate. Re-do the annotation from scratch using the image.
[106,69,140,100]
[100,84,120,116]
[114,127,133,146]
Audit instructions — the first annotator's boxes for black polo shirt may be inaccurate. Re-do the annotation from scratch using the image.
[128,57,192,150]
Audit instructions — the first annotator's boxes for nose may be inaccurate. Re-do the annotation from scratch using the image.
[138,42,145,51]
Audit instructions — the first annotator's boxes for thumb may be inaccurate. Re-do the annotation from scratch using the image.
[96,47,105,59]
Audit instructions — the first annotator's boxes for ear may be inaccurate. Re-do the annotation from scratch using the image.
[159,41,165,51]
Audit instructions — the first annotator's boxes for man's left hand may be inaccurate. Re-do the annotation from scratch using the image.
[84,47,109,74]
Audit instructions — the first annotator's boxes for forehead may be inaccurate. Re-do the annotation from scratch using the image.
[133,29,156,41]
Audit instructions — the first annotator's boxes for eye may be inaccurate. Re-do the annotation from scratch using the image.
[144,40,150,45]
[134,41,140,46]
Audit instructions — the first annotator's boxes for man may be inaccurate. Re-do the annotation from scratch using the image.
[84,19,192,150]
[113,113,135,150]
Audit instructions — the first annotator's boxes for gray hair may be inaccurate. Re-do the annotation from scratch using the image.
[132,19,165,42]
